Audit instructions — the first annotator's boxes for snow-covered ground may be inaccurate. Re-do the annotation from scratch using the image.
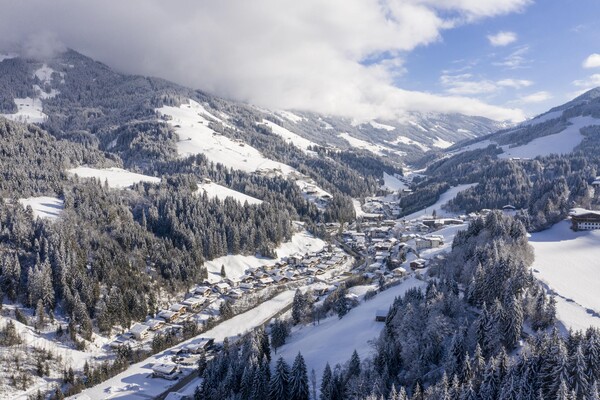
[274,277,427,381]
[388,135,429,152]
[1,97,47,124]
[295,179,332,207]
[196,182,262,205]
[382,172,407,192]
[205,230,326,283]
[157,100,295,176]
[338,132,390,157]
[432,137,454,149]
[68,167,161,189]
[276,110,304,123]
[529,220,600,331]
[499,116,600,159]
[369,121,396,131]
[73,291,296,400]
[0,53,17,62]
[18,196,64,220]
[401,183,477,221]
[261,120,317,153]
[524,110,563,126]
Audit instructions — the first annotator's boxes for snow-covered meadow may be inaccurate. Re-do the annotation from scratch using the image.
[157,100,295,175]
[529,220,600,331]
[18,197,64,220]
[196,181,262,205]
[68,167,161,189]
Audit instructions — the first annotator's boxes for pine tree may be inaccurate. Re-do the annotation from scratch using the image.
[269,357,290,400]
[320,363,333,400]
[556,378,570,400]
[289,353,309,400]
[347,350,361,379]
[292,289,307,324]
[569,345,589,399]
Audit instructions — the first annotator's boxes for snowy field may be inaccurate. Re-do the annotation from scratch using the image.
[1,97,47,124]
[432,137,454,149]
[157,100,295,175]
[261,120,317,152]
[274,277,427,382]
[369,121,396,131]
[205,230,326,283]
[389,135,429,152]
[382,172,407,191]
[18,197,64,220]
[499,116,600,159]
[197,182,262,205]
[68,167,161,189]
[529,220,600,331]
[73,291,296,400]
[401,183,477,220]
[338,132,390,156]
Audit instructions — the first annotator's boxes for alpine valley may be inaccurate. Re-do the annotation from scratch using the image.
[1,47,600,400]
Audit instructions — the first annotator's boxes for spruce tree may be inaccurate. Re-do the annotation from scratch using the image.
[289,352,309,400]
[320,363,333,400]
[269,357,290,400]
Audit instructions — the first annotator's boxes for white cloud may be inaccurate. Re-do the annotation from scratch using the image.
[0,0,530,122]
[519,91,553,103]
[573,74,600,88]
[582,53,600,69]
[496,78,533,88]
[440,74,498,95]
[440,74,533,96]
[493,46,530,69]
[487,31,517,46]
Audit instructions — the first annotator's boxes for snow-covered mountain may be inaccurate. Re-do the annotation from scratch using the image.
[441,88,600,161]
[0,49,507,165]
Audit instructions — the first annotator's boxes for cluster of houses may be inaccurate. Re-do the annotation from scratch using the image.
[109,247,349,350]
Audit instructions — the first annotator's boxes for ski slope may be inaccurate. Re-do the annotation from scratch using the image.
[18,197,64,220]
[68,167,161,189]
[197,182,262,205]
[499,116,600,159]
[338,132,389,156]
[157,100,295,176]
[529,220,600,331]
[274,277,427,381]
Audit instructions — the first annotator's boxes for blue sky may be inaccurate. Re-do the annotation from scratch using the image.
[399,0,600,117]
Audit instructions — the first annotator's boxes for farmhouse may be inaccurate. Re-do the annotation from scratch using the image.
[410,259,427,270]
[157,310,179,323]
[570,209,600,231]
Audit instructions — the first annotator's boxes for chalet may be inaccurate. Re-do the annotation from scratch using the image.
[158,310,179,323]
[109,338,129,349]
[130,323,150,340]
[570,209,600,231]
[375,309,388,322]
[272,275,289,284]
[146,319,165,331]
[592,177,600,188]
[182,297,204,312]
[228,289,244,299]
[170,303,187,314]
[392,267,407,277]
[152,363,180,380]
[259,276,274,285]
[225,277,241,288]
[194,285,212,297]
[214,282,231,294]
[410,259,427,270]
[239,282,254,291]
